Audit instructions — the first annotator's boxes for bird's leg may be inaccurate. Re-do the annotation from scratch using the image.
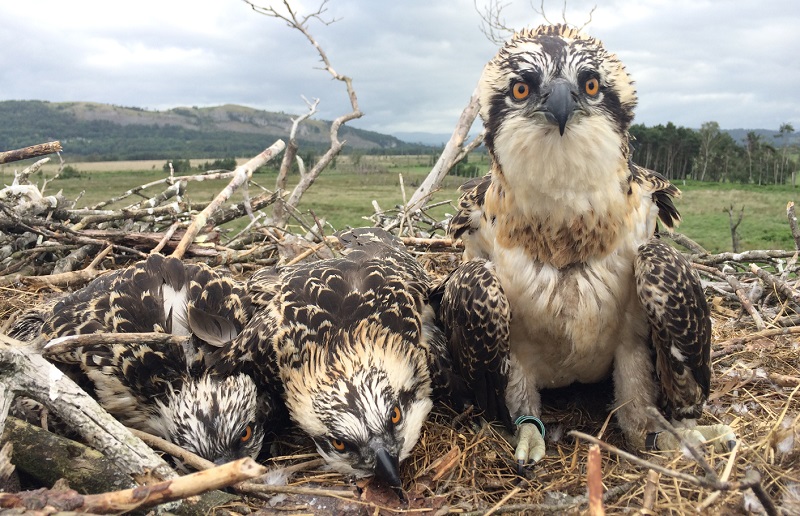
[509,416,546,467]
[647,420,737,453]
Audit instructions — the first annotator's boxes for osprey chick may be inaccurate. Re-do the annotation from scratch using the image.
[441,24,735,464]
[12,254,267,466]
[217,229,441,487]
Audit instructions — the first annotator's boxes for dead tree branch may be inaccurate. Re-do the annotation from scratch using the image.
[275,96,320,209]
[171,139,285,259]
[406,89,481,214]
[0,458,262,514]
[0,334,177,482]
[0,141,62,165]
[787,201,800,251]
[245,0,363,229]
[726,204,744,252]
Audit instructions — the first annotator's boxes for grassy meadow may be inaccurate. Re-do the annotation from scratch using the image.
[3,155,799,254]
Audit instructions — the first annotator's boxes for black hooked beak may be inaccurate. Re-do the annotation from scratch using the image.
[543,78,576,136]
[374,447,401,488]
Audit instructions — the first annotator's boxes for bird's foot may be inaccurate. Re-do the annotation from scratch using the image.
[510,416,546,471]
[647,423,736,453]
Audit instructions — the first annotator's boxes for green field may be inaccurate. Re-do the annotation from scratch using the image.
[3,156,799,254]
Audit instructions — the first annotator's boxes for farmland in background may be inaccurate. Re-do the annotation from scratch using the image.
[3,155,798,254]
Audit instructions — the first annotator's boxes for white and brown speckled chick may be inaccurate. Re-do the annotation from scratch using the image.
[10,254,270,466]
[215,228,453,487]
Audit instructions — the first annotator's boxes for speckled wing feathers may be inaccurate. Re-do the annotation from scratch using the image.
[448,174,490,241]
[635,239,711,420]
[630,163,681,230]
[431,258,513,430]
[38,254,252,405]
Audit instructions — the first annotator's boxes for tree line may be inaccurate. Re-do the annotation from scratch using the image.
[630,122,797,185]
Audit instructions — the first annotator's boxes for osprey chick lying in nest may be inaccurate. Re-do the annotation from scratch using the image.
[437,24,736,465]
[215,228,456,487]
[10,254,269,466]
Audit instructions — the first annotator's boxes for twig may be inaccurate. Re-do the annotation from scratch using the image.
[128,428,215,472]
[18,245,114,289]
[642,469,660,512]
[570,430,777,515]
[713,326,800,358]
[750,262,800,305]
[43,332,191,356]
[236,482,356,500]
[89,458,262,513]
[669,232,709,255]
[691,249,798,266]
[586,444,605,516]
[484,486,522,516]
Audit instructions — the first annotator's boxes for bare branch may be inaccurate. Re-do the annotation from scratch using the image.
[246,0,363,228]
[474,0,515,45]
[171,140,285,259]
[406,88,481,213]
[273,97,320,225]
[0,141,62,165]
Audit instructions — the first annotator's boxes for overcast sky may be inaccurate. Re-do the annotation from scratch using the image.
[1,1,798,137]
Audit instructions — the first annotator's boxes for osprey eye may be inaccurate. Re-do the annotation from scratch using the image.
[331,438,346,452]
[584,77,600,96]
[240,425,253,443]
[511,82,530,100]
[390,405,402,425]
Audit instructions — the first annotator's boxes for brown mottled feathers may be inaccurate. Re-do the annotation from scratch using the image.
[630,162,681,230]
[635,239,711,419]
[430,258,512,429]
[43,253,250,346]
[214,227,438,481]
[11,254,266,464]
[448,174,491,240]
[217,228,431,396]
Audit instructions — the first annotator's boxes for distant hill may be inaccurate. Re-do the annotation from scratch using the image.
[0,100,435,161]
[723,128,800,147]
[395,128,800,148]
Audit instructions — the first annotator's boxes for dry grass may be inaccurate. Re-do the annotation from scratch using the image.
[2,247,798,515]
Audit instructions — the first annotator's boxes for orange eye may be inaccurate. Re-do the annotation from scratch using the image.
[390,405,402,425]
[331,438,346,451]
[512,82,530,100]
[584,77,600,96]
[241,425,253,443]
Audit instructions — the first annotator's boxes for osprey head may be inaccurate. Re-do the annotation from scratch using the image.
[284,323,433,487]
[479,24,637,173]
[160,373,265,466]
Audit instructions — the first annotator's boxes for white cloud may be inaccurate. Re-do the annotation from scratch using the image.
[1,0,798,134]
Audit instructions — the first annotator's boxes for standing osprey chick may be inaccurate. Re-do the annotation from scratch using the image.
[441,24,735,463]
[12,254,267,466]
[217,229,440,487]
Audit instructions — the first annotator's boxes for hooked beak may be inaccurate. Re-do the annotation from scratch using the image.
[543,78,576,136]
[374,447,401,488]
